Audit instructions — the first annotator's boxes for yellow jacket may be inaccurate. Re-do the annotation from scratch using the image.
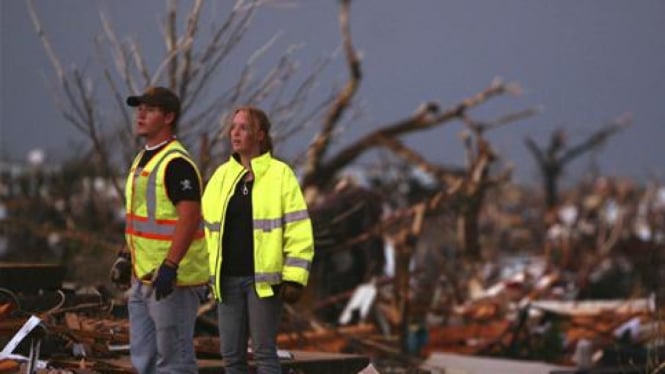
[125,140,208,286]
[202,152,314,300]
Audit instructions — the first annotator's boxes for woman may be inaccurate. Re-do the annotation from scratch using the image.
[202,106,315,373]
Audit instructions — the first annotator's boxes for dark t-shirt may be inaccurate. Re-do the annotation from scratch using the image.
[221,174,254,276]
[138,146,201,204]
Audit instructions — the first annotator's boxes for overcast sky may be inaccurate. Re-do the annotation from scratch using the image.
[1,0,664,184]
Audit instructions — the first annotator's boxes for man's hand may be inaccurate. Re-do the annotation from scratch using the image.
[278,281,304,304]
[152,260,178,301]
[109,251,132,290]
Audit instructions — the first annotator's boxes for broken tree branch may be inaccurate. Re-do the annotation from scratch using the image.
[302,0,361,199]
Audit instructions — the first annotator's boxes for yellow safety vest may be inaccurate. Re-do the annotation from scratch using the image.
[202,152,315,300]
[125,140,208,286]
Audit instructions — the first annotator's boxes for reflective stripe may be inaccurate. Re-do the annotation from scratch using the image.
[125,228,204,241]
[204,220,221,232]
[253,209,309,232]
[254,218,282,232]
[284,210,309,223]
[126,213,180,224]
[129,219,176,235]
[127,216,204,236]
[285,257,312,271]
[128,149,194,239]
[254,272,282,283]
[146,149,188,218]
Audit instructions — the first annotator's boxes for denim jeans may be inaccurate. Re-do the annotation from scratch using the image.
[218,276,283,374]
[128,279,205,374]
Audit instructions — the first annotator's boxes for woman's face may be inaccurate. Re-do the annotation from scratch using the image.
[230,110,263,157]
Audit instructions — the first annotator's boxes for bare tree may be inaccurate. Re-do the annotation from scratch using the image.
[301,78,527,204]
[525,114,631,209]
[26,0,335,198]
[301,0,361,204]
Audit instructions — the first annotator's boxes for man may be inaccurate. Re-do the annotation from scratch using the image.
[110,86,208,373]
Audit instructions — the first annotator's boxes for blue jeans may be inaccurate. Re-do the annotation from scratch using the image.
[218,276,283,374]
[128,279,205,374]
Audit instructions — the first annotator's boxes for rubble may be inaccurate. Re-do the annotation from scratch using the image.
[2,172,664,373]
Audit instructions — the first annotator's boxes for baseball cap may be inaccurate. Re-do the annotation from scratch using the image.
[126,86,181,118]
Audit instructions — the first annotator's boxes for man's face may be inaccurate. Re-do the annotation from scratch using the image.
[230,110,263,156]
[135,103,173,138]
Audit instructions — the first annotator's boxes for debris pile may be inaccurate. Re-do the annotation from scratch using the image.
[1,177,664,373]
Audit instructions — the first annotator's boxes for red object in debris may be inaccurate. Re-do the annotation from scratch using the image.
[504,280,523,290]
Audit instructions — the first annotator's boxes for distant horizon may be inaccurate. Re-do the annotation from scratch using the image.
[0,142,653,193]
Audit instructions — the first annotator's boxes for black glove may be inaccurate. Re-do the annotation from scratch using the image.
[109,251,132,290]
[278,281,304,304]
[152,261,178,301]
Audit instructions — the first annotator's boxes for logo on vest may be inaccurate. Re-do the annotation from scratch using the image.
[180,179,193,191]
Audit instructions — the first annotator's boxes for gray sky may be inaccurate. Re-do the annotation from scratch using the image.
[1,0,664,184]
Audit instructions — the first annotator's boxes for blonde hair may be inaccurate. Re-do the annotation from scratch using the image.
[229,106,274,154]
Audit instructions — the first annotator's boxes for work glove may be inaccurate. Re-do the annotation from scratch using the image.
[109,251,132,290]
[152,260,178,301]
[278,281,304,304]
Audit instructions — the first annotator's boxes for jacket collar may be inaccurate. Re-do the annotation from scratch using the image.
[229,152,272,178]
